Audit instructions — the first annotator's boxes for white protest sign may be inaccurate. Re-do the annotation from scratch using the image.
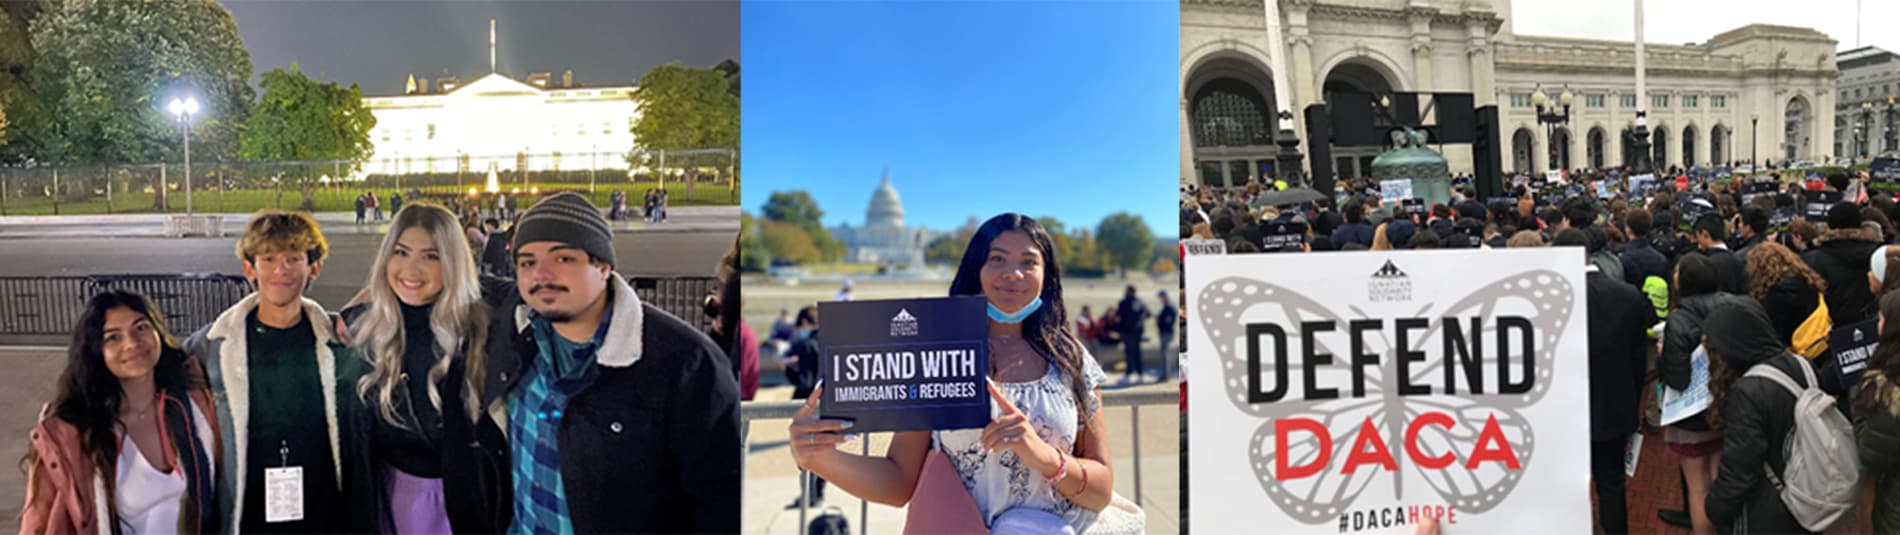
[1546,170,1563,184]
[1623,432,1642,477]
[1380,179,1413,202]
[1184,238,1226,256]
[1187,248,1591,535]
[1658,346,1711,426]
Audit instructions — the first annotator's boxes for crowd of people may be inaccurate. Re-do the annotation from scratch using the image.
[1072,286,1177,384]
[1184,167,1900,534]
[20,193,749,534]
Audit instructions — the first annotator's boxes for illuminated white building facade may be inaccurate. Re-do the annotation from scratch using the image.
[363,72,640,175]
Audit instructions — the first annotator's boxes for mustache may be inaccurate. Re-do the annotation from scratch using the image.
[529,283,570,294]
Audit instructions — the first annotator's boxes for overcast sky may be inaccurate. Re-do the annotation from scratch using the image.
[1511,0,1896,53]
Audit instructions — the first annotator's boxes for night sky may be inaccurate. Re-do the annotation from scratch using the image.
[222,0,739,96]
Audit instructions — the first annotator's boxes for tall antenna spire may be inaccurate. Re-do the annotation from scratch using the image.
[489,18,497,73]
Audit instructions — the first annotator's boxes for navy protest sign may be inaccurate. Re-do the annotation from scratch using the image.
[1262,221,1308,252]
[1831,318,1879,386]
[818,296,991,432]
[1805,190,1844,219]
[1874,157,1900,192]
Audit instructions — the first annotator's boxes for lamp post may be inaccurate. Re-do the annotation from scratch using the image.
[1864,102,1876,160]
[1532,85,1574,171]
[1751,112,1760,167]
[1273,109,1304,188]
[167,96,200,215]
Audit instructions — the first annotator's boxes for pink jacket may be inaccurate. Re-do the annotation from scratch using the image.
[19,388,219,535]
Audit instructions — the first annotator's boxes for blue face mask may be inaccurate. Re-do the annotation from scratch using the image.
[988,296,1043,324]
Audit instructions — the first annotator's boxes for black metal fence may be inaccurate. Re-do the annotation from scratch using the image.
[0,274,720,339]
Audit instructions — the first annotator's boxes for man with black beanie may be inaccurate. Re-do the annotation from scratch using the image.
[1803,202,1884,324]
[438,192,741,533]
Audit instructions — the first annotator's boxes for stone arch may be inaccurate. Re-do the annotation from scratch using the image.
[1551,126,1573,170]
[1681,122,1699,167]
[1183,48,1282,189]
[1652,123,1671,170]
[1786,93,1812,161]
[1588,125,1608,170]
[1316,47,1411,99]
[1512,126,1536,172]
[1710,124,1729,165]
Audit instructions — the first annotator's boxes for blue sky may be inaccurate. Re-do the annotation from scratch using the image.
[741,1,1176,235]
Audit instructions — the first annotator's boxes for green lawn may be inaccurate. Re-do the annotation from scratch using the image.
[0,179,737,216]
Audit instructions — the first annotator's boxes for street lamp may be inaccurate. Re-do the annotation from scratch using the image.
[1751,112,1760,167]
[1532,85,1574,171]
[1864,102,1876,159]
[167,96,200,215]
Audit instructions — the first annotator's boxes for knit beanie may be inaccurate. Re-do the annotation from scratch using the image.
[512,192,616,266]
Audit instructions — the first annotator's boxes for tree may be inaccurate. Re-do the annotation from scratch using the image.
[1095,213,1155,277]
[761,190,845,262]
[760,219,822,265]
[713,59,739,98]
[629,61,739,178]
[0,4,39,159]
[29,0,254,165]
[238,65,376,186]
[739,212,770,272]
[925,233,967,264]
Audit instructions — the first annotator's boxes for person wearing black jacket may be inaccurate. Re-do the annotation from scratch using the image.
[1155,290,1178,381]
[1659,254,1751,535]
[1116,285,1151,382]
[1703,299,1841,534]
[1557,230,1656,534]
[1621,208,1671,287]
[1731,206,1770,258]
[1805,203,1885,326]
[1689,214,1749,294]
[1334,197,1377,248]
[437,193,740,533]
[1742,242,1825,347]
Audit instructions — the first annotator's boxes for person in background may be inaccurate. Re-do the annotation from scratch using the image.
[1507,230,1545,248]
[1703,299,1834,534]
[1155,290,1176,381]
[1743,242,1824,347]
[1688,214,1748,294]
[21,290,221,534]
[1557,229,1655,535]
[1659,254,1749,535]
[782,305,824,508]
[1805,204,1883,325]
[1854,291,1900,534]
[388,191,403,218]
[356,193,368,225]
[1115,285,1150,384]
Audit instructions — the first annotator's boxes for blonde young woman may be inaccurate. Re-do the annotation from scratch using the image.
[341,202,490,533]
[788,214,1137,534]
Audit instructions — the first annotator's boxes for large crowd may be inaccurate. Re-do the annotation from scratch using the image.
[1183,167,1900,534]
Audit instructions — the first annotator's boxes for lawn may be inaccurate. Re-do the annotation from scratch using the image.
[0,179,738,216]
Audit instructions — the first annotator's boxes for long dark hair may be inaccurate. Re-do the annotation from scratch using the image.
[948,214,1095,434]
[23,290,201,507]
[1857,292,1900,416]
[1672,253,1720,309]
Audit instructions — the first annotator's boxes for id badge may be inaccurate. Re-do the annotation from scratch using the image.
[264,466,304,523]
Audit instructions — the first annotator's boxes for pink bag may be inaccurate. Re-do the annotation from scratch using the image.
[904,449,990,535]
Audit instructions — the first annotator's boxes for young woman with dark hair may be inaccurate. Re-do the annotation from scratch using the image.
[21,290,220,534]
[786,213,1132,533]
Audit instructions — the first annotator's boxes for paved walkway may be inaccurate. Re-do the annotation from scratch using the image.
[0,206,737,238]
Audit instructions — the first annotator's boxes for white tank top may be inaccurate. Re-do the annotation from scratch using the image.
[114,401,213,534]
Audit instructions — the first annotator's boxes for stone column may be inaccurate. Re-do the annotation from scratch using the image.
[1467,38,1495,106]
[1181,97,1195,185]
[1286,1,1318,110]
[1408,7,1436,92]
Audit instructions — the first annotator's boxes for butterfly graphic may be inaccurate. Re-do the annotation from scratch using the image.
[1194,268,1574,525]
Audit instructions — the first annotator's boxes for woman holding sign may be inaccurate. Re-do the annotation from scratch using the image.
[788,213,1134,534]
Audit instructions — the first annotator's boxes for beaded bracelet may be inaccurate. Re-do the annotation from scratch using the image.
[1043,452,1069,484]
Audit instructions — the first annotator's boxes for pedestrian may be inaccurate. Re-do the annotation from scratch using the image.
[1803,203,1883,324]
[1155,290,1177,381]
[1687,214,1749,294]
[1658,253,1750,535]
[1854,291,1900,534]
[1116,284,1150,383]
[436,192,740,533]
[338,202,488,533]
[1743,242,1825,348]
[20,290,221,535]
[1333,197,1376,248]
[355,193,367,225]
[787,213,1135,533]
[1621,208,1671,289]
[183,210,374,532]
[1555,229,1655,535]
[1703,298,1848,534]
[780,305,824,508]
[368,191,382,221]
[388,191,403,217]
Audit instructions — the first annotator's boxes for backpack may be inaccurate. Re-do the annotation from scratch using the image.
[1591,249,1625,284]
[1789,294,1831,359]
[1744,355,1861,531]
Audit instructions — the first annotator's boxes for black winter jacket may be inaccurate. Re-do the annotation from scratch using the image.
[438,274,742,534]
[1702,302,1815,534]
[1620,237,1671,288]
[1802,228,1883,325]
[1855,368,1900,534]
[1755,274,1821,348]
[1586,271,1657,440]
[1660,292,1752,432]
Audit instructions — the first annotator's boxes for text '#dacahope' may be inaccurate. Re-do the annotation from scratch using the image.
[834,349,980,382]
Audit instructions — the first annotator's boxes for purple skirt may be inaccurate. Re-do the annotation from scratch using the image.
[385,466,453,534]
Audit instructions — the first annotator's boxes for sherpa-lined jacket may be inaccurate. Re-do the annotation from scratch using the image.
[438,273,742,534]
[183,294,374,534]
[1857,369,1900,533]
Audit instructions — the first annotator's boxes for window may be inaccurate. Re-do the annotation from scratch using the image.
[1585,94,1606,108]
[1652,95,1669,108]
[1621,94,1637,108]
[1510,93,1532,108]
[1712,95,1726,108]
[1683,95,1698,108]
